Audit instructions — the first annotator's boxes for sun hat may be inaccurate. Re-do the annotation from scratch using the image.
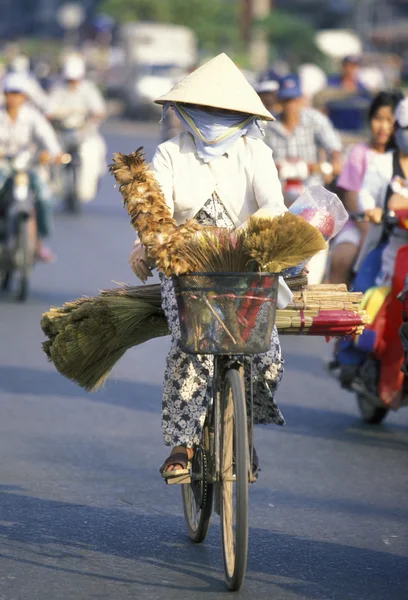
[255,80,280,94]
[3,73,28,94]
[155,53,275,121]
[278,74,302,100]
[395,98,408,128]
[342,55,361,65]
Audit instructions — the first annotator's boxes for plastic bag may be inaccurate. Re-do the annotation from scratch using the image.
[289,185,349,241]
[283,186,348,277]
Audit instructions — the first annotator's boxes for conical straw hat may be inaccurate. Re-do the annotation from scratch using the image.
[155,53,275,121]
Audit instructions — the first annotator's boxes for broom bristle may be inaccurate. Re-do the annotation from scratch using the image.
[243,212,327,272]
[41,291,169,391]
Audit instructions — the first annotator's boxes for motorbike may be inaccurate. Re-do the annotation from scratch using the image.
[277,159,334,284]
[53,114,85,214]
[399,277,408,378]
[330,210,408,423]
[0,152,37,301]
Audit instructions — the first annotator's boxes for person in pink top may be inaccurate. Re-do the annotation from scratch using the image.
[330,90,403,284]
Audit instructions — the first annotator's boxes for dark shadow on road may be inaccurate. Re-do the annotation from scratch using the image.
[0,365,161,414]
[252,485,408,522]
[0,488,407,599]
[279,402,408,452]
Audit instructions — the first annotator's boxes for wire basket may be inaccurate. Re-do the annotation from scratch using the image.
[173,272,279,355]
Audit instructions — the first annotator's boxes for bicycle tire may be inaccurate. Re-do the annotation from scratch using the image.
[65,165,80,214]
[220,365,248,591]
[1,269,12,291]
[357,394,389,424]
[17,218,30,302]
[181,428,213,543]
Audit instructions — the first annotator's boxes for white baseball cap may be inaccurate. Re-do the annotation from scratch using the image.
[62,56,85,80]
[3,73,28,94]
[254,80,280,94]
[395,98,408,128]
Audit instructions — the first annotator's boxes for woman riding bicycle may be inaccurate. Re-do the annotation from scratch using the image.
[128,54,287,480]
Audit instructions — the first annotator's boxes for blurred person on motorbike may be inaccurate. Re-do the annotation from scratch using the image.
[328,55,369,96]
[265,74,343,284]
[47,55,107,204]
[355,97,408,288]
[265,74,343,176]
[330,90,403,285]
[254,78,281,117]
[0,73,62,262]
[329,97,408,412]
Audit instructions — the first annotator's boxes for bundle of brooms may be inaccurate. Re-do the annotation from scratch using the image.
[41,282,369,391]
[41,148,367,391]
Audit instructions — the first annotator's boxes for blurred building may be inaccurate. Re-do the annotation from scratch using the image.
[0,0,99,38]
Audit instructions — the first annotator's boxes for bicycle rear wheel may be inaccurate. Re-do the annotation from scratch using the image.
[220,365,248,591]
[181,427,213,543]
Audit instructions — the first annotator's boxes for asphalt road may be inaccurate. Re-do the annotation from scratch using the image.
[0,121,407,600]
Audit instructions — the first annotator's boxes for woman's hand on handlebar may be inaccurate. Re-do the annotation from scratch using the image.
[129,241,153,283]
[364,208,383,224]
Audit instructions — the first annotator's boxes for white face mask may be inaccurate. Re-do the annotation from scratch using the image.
[395,128,408,154]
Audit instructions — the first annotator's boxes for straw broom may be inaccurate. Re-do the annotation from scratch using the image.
[41,287,170,391]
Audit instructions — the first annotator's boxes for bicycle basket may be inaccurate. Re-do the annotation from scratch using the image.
[172,272,279,355]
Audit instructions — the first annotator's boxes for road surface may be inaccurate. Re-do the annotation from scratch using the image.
[0,121,407,600]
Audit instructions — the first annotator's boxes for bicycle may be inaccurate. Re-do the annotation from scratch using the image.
[172,271,279,591]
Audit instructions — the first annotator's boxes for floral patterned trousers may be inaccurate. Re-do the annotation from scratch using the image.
[160,195,285,448]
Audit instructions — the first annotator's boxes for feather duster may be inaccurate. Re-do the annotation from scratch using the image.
[109,148,202,275]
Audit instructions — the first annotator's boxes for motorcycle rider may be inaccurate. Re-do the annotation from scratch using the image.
[356,97,408,287]
[0,73,62,261]
[47,55,107,203]
[265,74,342,284]
[329,98,408,401]
[265,74,342,173]
[328,55,369,96]
[255,78,281,118]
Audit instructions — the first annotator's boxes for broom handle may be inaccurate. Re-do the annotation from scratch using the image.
[203,296,237,345]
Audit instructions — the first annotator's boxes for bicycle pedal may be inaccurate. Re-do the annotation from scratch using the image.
[165,473,192,485]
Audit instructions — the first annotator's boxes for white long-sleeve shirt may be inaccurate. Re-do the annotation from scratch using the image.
[151,131,286,228]
[47,80,106,134]
[0,103,61,157]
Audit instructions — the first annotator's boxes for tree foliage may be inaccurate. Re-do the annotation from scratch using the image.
[99,0,242,54]
[256,10,327,69]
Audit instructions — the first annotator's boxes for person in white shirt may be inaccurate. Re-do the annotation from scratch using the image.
[0,73,62,262]
[128,54,287,479]
[47,55,107,203]
[356,97,408,286]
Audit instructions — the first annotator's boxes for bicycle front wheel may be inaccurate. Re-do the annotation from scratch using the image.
[220,365,248,591]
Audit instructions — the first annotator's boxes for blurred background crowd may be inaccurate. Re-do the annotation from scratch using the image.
[1,0,407,127]
[1,0,408,279]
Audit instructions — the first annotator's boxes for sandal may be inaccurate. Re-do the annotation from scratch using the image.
[160,447,191,480]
